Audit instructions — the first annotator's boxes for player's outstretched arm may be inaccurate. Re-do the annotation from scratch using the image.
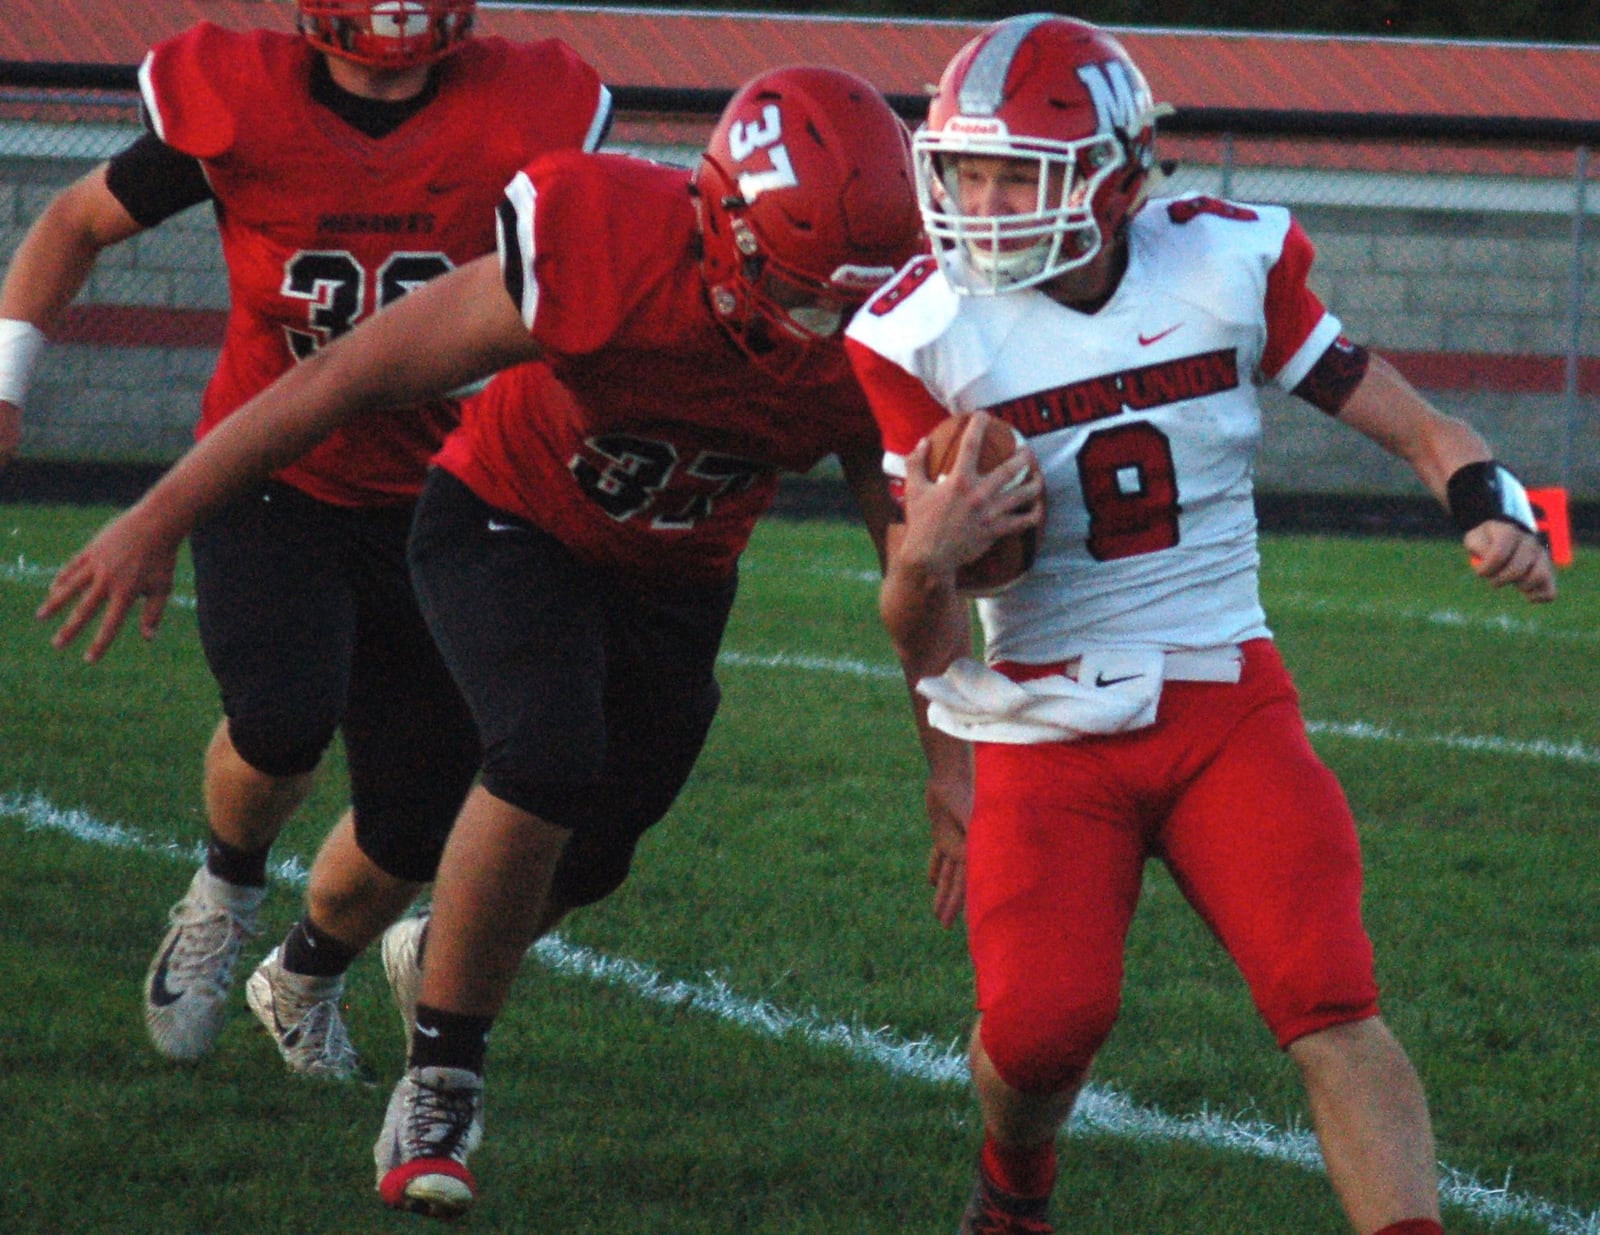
[1335,352,1555,603]
[39,501,184,662]
[0,399,20,468]
[38,256,541,660]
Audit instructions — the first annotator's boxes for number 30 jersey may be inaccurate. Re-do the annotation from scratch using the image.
[845,194,1343,665]
[140,22,608,506]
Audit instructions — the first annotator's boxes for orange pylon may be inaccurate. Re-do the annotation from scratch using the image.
[1528,486,1574,567]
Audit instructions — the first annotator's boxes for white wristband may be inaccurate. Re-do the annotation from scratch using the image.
[0,318,47,408]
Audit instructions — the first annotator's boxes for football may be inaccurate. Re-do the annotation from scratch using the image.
[922,413,1041,596]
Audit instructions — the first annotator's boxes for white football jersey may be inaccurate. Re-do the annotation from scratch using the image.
[847,194,1342,665]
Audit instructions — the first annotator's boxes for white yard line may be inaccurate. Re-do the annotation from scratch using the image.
[4,788,1596,1235]
[11,554,1593,764]
[1270,592,1600,645]
[720,650,1600,765]
[1304,719,1600,764]
[1,555,197,608]
[13,555,1598,639]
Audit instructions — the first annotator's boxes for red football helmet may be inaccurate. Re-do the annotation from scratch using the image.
[298,0,475,71]
[694,65,922,379]
[916,15,1171,293]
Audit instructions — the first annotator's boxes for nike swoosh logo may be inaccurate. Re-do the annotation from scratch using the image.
[486,519,522,533]
[415,1024,441,1038]
[1138,325,1181,346]
[148,937,185,1007]
[1094,671,1145,688]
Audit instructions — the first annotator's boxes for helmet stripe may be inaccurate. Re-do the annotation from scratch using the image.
[957,13,1056,116]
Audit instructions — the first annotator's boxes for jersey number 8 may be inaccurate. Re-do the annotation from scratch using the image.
[1077,421,1180,561]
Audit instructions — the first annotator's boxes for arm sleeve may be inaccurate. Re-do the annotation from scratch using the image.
[103,132,212,227]
[1291,336,1371,415]
[500,38,612,156]
[496,157,638,355]
[586,85,615,152]
[844,335,949,486]
[136,25,238,159]
[1259,217,1342,390]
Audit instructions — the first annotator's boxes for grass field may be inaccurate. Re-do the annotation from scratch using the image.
[2,504,1597,1235]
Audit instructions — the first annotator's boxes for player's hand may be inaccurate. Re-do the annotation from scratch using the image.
[924,772,970,928]
[0,400,20,471]
[898,413,1043,581]
[1464,519,1556,603]
[37,505,182,661]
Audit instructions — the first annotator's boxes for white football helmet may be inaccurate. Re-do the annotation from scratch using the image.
[916,14,1172,294]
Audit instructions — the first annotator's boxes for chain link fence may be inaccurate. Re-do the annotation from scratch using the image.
[2,72,1596,531]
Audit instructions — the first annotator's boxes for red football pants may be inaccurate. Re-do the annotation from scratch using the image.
[966,639,1380,1094]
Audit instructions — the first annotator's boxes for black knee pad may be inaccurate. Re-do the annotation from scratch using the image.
[226,713,333,779]
[352,808,450,884]
[550,826,642,910]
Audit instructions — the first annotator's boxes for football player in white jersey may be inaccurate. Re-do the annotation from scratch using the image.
[845,14,1555,1235]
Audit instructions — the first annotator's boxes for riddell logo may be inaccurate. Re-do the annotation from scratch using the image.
[944,116,1009,138]
[830,264,898,292]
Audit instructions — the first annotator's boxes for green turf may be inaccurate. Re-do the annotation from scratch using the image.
[1,507,1595,1234]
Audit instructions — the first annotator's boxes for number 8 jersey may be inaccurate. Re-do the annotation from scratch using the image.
[845,193,1343,665]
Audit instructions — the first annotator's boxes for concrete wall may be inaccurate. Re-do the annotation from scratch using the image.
[1259,202,1597,499]
[4,142,1597,498]
[2,151,226,462]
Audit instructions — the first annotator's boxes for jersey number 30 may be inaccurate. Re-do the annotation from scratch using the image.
[281,251,452,360]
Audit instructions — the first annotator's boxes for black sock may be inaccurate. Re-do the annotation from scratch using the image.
[204,832,270,888]
[411,1003,492,1074]
[281,916,359,978]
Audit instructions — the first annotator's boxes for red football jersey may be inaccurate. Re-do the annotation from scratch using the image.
[139,23,608,505]
[435,152,881,585]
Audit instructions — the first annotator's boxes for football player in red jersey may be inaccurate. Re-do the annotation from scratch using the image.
[0,0,610,1078]
[844,15,1554,1235]
[40,66,945,1219]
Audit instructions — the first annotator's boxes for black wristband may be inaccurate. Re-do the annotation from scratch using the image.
[1445,461,1537,534]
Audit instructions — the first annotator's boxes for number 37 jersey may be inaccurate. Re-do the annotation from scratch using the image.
[845,194,1343,665]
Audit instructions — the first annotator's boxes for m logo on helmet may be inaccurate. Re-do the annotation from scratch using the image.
[1078,59,1150,135]
[728,104,799,202]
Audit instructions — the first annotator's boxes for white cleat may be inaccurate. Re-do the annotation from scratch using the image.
[380,913,427,1046]
[245,946,365,1081]
[374,1065,484,1219]
[143,866,264,1061]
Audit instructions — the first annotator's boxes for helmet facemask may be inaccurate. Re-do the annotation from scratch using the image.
[698,194,870,382]
[298,0,475,71]
[918,128,1127,295]
[916,14,1171,297]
